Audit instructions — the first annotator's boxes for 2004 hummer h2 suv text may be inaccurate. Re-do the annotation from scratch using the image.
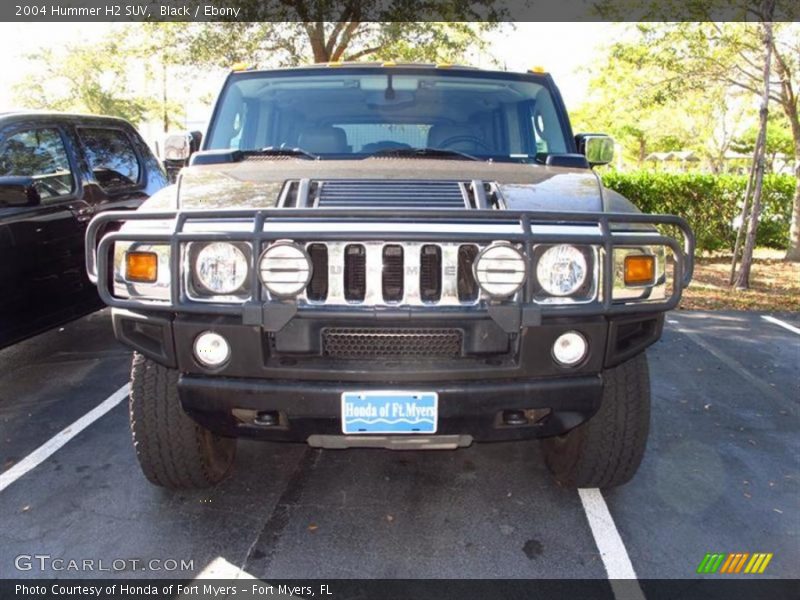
[86,64,694,490]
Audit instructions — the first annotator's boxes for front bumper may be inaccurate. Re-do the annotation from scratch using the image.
[178,372,603,442]
[113,308,663,442]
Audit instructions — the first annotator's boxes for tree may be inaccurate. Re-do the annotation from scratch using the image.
[733,8,775,289]
[176,0,507,67]
[570,63,745,170]
[13,38,156,125]
[133,23,198,132]
[176,21,502,70]
[592,21,800,262]
[731,113,795,172]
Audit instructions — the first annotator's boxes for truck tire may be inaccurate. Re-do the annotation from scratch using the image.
[542,352,650,489]
[129,352,236,489]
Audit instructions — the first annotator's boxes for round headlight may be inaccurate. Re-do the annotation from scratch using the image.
[195,242,249,295]
[259,242,312,298]
[474,243,527,298]
[536,244,587,297]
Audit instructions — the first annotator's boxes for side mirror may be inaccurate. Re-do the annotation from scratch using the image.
[163,132,194,162]
[163,131,203,183]
[163,131,203,162]
[575,134,614,166]
[0,176,41,208]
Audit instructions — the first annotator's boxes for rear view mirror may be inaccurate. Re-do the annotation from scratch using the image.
[0,176,41,207]
[575,134,614,166]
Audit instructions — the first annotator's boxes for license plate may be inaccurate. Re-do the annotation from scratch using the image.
[341,391,438,434]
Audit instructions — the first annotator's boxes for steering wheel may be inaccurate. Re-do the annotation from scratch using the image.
[437,135,492,152]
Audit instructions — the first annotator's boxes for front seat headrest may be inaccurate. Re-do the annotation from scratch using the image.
[297,127,348,154]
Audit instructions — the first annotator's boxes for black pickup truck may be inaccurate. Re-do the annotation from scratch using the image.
[0,113,167,347]
[86,64,693,490]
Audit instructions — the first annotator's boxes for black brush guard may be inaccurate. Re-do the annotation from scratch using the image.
[86,208,694,329]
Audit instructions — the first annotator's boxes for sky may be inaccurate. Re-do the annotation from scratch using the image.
[0,22,619,143]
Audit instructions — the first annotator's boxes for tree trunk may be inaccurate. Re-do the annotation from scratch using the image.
[730,141,759,284]
[734,16,774,289]
[161,58,169,133]
[785,137,800,262]
[306,22,329,62]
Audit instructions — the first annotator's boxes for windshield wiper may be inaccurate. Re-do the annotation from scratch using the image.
[368,147,481,161]
[247,146,319,160]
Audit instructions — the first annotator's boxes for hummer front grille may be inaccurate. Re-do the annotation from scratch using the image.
[300,241,481,306]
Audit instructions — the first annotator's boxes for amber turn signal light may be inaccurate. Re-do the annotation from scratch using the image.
[624,255,655,286]
[126,251,158,283]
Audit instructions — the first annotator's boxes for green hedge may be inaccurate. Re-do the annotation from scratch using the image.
[601,171,795,253]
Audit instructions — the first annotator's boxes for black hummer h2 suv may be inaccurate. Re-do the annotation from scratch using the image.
[86,64,693,490]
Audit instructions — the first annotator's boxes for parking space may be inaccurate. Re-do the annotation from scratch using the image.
[0,309,797,582]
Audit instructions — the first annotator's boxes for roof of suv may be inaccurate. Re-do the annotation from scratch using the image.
[0,111,133,127]
[230,62,545,77]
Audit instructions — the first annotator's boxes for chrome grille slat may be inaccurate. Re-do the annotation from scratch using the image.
[325,243,346,303]
[440,244,461,305]
[364,241,384,305]
[404,242,422,304]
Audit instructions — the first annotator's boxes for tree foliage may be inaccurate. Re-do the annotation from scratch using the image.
[570,64,743,170]
[173,0,507,67]
[174,21,502,69]
[13,38,157,125]
[576,21,800,260]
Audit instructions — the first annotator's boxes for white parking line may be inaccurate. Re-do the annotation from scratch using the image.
[193,556,257,580]
[579,488,645,600]
[0,383,129,493]
[762,315,800,336]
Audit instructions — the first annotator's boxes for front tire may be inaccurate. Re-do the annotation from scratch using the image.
[129,352,236,489]
[542,352,650,488]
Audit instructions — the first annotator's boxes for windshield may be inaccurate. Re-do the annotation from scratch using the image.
[206,69,571,162]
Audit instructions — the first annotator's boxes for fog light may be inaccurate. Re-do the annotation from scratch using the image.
[193,331,230,368]
[552,331,588,366]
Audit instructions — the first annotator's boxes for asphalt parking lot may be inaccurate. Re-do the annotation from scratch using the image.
[0,309,797,583]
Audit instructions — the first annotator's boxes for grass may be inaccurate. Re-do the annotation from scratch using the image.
[679,248,800,312]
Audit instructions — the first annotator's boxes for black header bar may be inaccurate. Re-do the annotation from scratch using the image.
[4,0,799,22]
[3,579,800,600]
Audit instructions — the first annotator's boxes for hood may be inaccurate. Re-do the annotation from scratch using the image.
[168,158,610,212]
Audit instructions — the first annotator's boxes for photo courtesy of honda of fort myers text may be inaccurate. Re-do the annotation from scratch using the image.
[0,1,798,600]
